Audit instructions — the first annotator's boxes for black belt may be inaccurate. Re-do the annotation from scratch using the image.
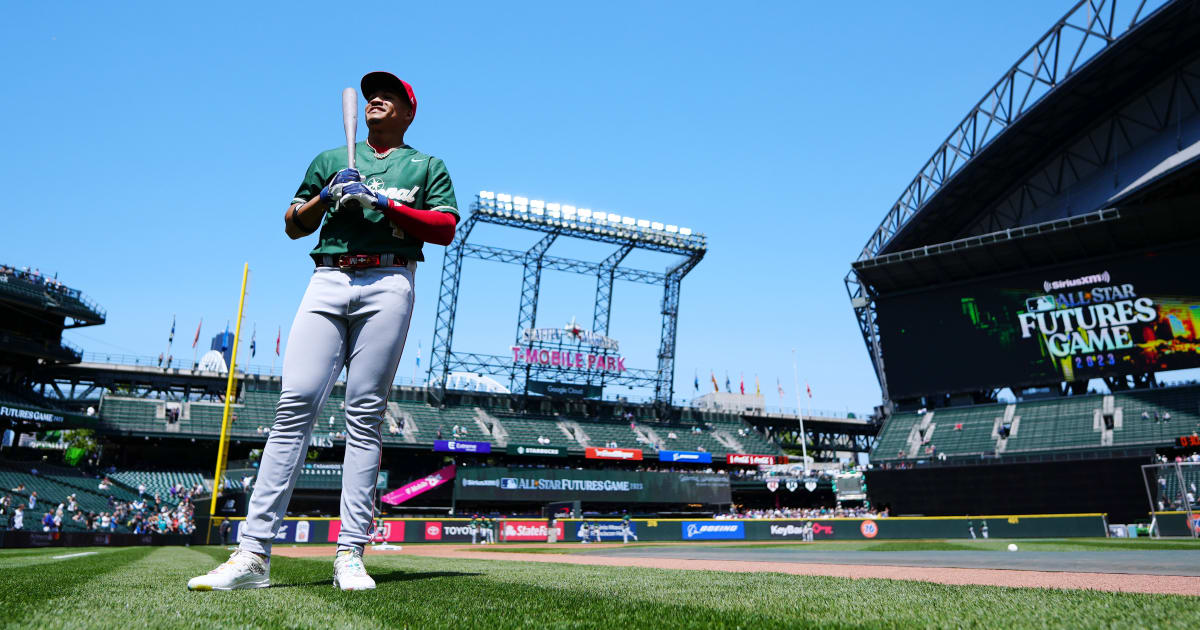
[316,254,409,269]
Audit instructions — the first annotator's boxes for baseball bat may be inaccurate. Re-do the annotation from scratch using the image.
[342,87,357,170]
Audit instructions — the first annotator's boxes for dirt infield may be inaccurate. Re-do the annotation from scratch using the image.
[272,543,1200,596]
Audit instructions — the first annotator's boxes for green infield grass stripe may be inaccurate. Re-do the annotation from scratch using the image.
[8,546,388,630]
[0,546,154,619]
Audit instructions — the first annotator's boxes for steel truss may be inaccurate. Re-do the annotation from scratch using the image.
[847,0,1185,404]
[428,194,705,405]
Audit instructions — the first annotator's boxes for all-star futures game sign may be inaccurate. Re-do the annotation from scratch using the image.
[511,317,627,374]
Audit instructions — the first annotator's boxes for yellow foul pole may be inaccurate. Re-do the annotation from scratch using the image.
[208,262,250,543]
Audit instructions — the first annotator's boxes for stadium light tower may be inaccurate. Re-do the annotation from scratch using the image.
[428,191,706,406]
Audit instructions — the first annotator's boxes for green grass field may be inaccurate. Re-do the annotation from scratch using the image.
[1,544,1198,629]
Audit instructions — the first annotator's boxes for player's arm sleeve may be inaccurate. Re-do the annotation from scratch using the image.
[423,158,459,218]
[291,154,329,206]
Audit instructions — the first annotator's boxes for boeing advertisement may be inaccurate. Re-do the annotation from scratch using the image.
[876,245,1200,397]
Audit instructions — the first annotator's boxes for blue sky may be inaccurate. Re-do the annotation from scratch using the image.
[0,1,1075,415]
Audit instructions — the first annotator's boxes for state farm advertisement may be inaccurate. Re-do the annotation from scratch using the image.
[586,446,643,460]
[726,453,777,465]
[503,520,564,542]
[381,464,455,506]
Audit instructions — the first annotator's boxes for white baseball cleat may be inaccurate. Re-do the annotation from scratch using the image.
[333,549,376,591]
[187,550,270,591]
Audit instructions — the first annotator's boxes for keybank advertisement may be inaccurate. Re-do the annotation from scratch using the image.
[455,467,732,504]
[877,245,1200,397]
[681,521,744,540]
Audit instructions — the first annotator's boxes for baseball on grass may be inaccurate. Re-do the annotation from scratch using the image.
[1007,543,1019,551]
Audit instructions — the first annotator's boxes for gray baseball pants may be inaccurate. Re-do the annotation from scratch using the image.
[239,264,415,556]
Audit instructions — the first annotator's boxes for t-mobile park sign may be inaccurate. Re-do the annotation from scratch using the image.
[511,318,626,373]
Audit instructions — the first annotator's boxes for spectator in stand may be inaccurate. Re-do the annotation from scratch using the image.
[42,511,54,532]
[28,491,37,510]
[12,506,23,530]
[137,483,147,497]
[10,483,24,492]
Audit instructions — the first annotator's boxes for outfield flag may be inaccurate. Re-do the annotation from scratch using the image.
[275,326,281,356]
[416,341,421,368]
[724,373,731,393]
[739,373,745,395]
[694,371,699,392]
[221,321,230,352]
[710,371,719,393]
[807,382,812,398]
[777,378,785,399]
[250,324,257,358]
[168,315,175,345]
[192,319,202,348]
[755,375,761,397]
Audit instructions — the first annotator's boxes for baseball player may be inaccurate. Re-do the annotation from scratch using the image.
[485,517,497,545]
[188,71,458,592]
[591,521,602,543]
[470,515,480,545]
[579,520,590,543]
[621,513,637,544]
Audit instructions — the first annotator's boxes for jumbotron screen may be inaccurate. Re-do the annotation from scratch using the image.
[876,244,1200,398]
[456,467,732,504]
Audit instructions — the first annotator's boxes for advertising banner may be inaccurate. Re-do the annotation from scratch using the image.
[585,446,643,460]
[574,521,637,541]
[681,521,744,540]
[236,520,311,544]
[876,244,1200,397]
[433,440,491,454]
[526,380,603,399]
[502,520,564,542]
[421,520,476,542]
[506,444,567,457]
[327,519,404,543]
[381,464,455,505]
[456,466,731,504]
[767,521,836,539]
[726,454,777,465]
[658,450,713,464]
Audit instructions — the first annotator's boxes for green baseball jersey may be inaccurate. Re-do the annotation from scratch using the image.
[292,142,458,262]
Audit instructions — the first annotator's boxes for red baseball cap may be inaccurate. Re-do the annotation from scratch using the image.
[360,71,417,117]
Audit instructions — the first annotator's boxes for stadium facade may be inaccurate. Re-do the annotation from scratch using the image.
[851,0,1200,521]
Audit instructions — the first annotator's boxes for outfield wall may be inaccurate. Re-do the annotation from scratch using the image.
[217,513,1108,544]
[1154,511,1200,537]
[0,530,193,548]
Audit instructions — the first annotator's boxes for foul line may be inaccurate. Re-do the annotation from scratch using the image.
[52,552,99,560]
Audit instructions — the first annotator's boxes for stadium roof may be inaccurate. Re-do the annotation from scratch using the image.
[860,0,1200,259]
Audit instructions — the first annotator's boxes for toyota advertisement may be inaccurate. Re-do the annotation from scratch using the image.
[455,466,731,504]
